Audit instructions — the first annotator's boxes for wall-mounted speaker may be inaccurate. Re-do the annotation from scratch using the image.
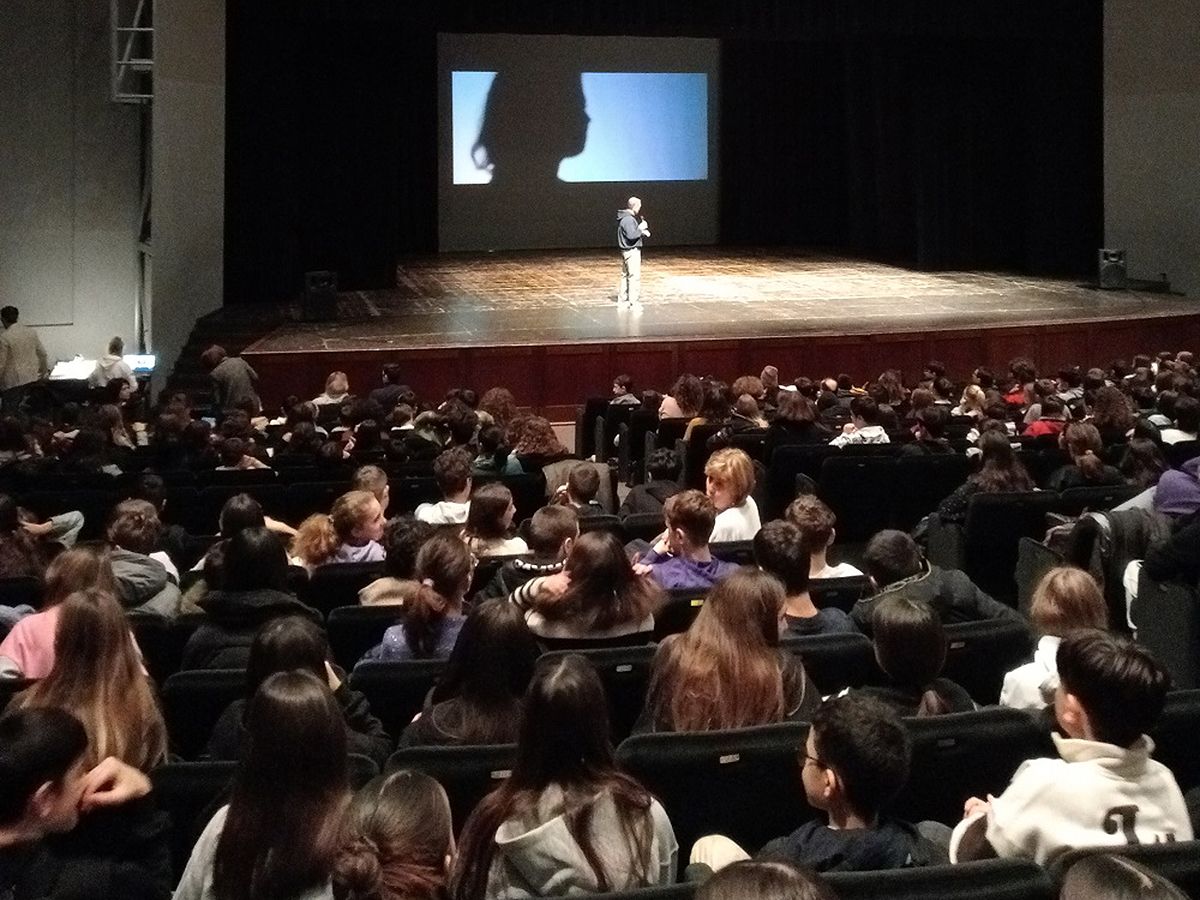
[302,270,338,321]
[1098,249,1127,290]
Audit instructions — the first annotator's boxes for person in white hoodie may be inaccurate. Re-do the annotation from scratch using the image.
[999,566,1108,712]
[450,654,678,899]
[952,630,1191,865]
[88,336,137,393]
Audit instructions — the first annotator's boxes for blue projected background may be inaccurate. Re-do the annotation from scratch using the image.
[452,71,709,184]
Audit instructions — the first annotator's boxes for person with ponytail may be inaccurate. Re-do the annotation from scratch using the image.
[333,771,454,900]
[449,655,677,898]
[291,490,386,570]
[173,671,350,900]
[858,595,976,717]
[1046,421,1126,492]
[358,533,471,664]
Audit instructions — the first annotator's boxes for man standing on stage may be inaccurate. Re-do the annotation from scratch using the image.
[616,197,650,310]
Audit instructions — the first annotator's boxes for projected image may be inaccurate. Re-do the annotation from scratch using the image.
[453,71,708,185]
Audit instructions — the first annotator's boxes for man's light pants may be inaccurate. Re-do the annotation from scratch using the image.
[618,247,641,305]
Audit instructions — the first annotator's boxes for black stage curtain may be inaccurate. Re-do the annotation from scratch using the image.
[224,0,1101,303]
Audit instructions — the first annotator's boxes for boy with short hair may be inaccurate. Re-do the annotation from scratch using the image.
[478,505,579,599]
[690,694,935,872]
[754,521,858,636]
[785,496,863,580]
[415,448,473,524]
[556,464,605,518]
[611,373,640,406]
[637,489,738,592]
[952,630,1191,864]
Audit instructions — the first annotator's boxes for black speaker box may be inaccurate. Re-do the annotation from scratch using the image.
[302,270,338,321]
[1098,249,1127,290]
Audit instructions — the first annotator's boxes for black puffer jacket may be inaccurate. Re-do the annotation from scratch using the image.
[181,588,320,670]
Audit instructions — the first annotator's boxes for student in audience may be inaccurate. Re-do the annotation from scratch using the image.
[611,373,641,406]
[367,363,407,412]
[15,588,167,771]
[0,708,172,900]
[1119,437,1168,490]
[660,373,704,420]
[465,482,528,557]
[934,431,1036,524]
[641,568,819,732]
[509,530,661,643]
[106,497,180,584]
[513,416,572,472]
[636,489,738,592]
[829,396,890,448]
[333,770,455,900]
[763,392,832,460]
[473,424,522,476]
[1001,567,1108,711]
[618,448,683,518]
[0,494,53,580]
[184,526,316,669]
[898,405,954,456]
[292,489,386,569]
[401,598,540,747]
[1159,395,1200,446]
[174,671,351,900]
[1088,385,1137,445]
[1047,422,1126,492]
[200,344,261,414]
[477,505,578,600]
[416,448,473,525]
[313,370,352,406]
[952,631,1191,863]
[478,386,518,430]
[450,654,678,898]
[951,384,986,419]
[852,529,1023,632]
[360,533,471,663]
[690,694,934,874]
[784,495,864,579]
[206,616,390,766]
[695,860,838,900]
[214,436,270,471]
[358,516,436,607]
[705,447,762,542]
[858,595,976,717]
[0,545,117,678]
[1059,853,1190,900]
[1022,394,1070,438]
[351,464,390,515]
[755,521,857,637]
[554,464,606,519]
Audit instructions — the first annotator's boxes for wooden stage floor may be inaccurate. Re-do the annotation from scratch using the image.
[242,248,1200,414]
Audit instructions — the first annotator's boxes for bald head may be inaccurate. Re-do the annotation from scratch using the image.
[627,197,641,214]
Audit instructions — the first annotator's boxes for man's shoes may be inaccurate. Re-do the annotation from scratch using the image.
[630,301,644,314]
[616,297,631,308]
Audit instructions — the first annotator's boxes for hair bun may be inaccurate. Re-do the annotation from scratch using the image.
[336,838,382,893]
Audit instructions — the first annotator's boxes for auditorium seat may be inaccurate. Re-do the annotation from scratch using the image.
[808,575,871,613]
[677,423,723,489]
[621,512,666,543]
[536,630,656,654]
[348,658,447,738]
[387,743,517,835]
[1057,483,1142,516]
[824,858,1054,900]
[540,645,658,743]
[0,575,41,610]
[1132,571,1200,689]
[161,668,246,760]
[763,445,839,520]
[389,476,442,514]
[20,489,118,540]
[198,484,289,533]
[817,456,897,542]
[780,632,877,695]
[326,605,403,671]
[942,618,1034,706]
[709,541,755,566]
[129,611,207,685]
[1049,841,1200,897]
[616,722,815,865]
[577,886,694,900]
[895,708,1055,826]
[475,471,547,522]
[893,453,973,530]
[1149,690,1200,793]
[654,590,707,639]
[578,514,625,541]
[285,480,353,523]
[576,397,610,461]
[1164,439,1200,470]
[299,561,386,617]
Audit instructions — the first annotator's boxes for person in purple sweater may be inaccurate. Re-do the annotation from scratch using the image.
[635,490,738,592]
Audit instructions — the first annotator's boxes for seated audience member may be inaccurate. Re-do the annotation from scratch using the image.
[313,370,352,406]
[951,384,987,419]
[333,770,455,900]
[450,655,677,898]
[755,521,857,637]
[785,495,863,579]
[184,527,316,670]
[87,335,137,392]
[611,373,641,406]
[858,596,976,717]
[106,497,179,583]
[555,464,606,519]
[0,546,116,679]
[174,671,351,900]
[1059,853,1190,900]
[465,483,528,557]
[640,568,819,733]
[935,431,1035,524]
[0,709,171,900]
[1001,567,1107,712]
[401,598,540,748]
[415,448,473,525]
[128,472,188,570]
[360,533,471,664]
[659,373,704,420]
[763,392,832,460]
[477,505,578,600]
[898,405,954,456]
[509,530,661,643]
[636,490,738,592]
[1046,422,1125,492]
[352,463,390,515]
[1119,438,1168,490]
[705,447,762,542]
[695,860,837,900]
[690,694,935,874]
[291,489,386,569]
[829,396,890,448]
[215,436,270,471]
[15,588,167,771]
[618,448,683,518]
[478,386,518,430]
[367,362,407,412]
[206,616,390,766]
[952,631,1191,863]
[472,424,522,476]
[852,529,1023,632]
[1159,395,1200,445]
[512,416,573,471]
[358,516,436,607]
[1022,394,1069,438]
[201,344,261,414]
[0,495,53,580]
[1089,385,1137,445]
[188,492,296,588]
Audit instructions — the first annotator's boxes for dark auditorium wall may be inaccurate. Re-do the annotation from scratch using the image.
[223,0,1103,304]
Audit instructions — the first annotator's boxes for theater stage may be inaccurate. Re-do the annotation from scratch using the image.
[242,248,1200,417]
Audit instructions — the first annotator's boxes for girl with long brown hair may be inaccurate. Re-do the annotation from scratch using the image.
[463,482,528,557]
[1047,422,1126,492]
[450,655,677,898]
[174,670,350,900]
[16,588,166,771]
[935,430,1036,524]
[641,568,818,733]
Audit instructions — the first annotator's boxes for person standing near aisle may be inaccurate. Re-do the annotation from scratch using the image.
[0,306,49,413]
[617,196,650,311]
